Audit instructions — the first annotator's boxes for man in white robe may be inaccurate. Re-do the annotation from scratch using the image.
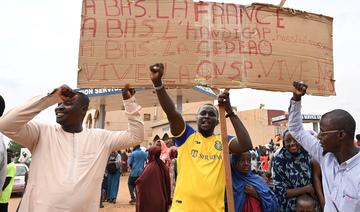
[0,85,144,212]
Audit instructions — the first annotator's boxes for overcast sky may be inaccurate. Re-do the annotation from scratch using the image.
[0,0,359,135]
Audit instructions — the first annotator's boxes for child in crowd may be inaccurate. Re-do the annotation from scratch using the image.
[296,194,316,212]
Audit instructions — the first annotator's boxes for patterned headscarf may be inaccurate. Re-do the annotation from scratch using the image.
[274,129,312,211]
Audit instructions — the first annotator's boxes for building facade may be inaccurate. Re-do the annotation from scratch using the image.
[83,101,309,148]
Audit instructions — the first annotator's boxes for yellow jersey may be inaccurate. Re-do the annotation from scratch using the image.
[170,124,235,212]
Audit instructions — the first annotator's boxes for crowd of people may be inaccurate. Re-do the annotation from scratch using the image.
[0,64,359,212]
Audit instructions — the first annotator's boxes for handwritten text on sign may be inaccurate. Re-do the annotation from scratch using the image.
[78,0,334,95]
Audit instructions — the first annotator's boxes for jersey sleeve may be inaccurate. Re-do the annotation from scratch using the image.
[174,123,196,147]
[227,135,235,144]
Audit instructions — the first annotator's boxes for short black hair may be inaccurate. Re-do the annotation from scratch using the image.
[356,134,360,140]
[322,109,356,138]
[0,95,5,116]
[75,91,90,109]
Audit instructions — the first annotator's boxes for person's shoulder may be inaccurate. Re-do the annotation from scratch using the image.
[175,123,196,138]
[141,153,147,160]
[132,149,139,154]
[140,151,147,159]
[39,122,64,132]
[133,149,143,155]
[349,150,360,165]
[9,162,16,169]
[0,137,6,153]
[273,151,285,161]
[8,163,16,176]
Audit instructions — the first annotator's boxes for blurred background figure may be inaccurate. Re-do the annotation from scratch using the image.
[0,95,7,196]
[168,146,178,200]
[128,145,147,204]
[135,146,171,212]
[355,134,360,147]
[162,134,174,148]
[106,151,121,203]
[99,173,107,208]
[18,149,32,166]
[0,150,16,212]
[120,150,128,176]
[259,146,269,173]
[249,150,258,173]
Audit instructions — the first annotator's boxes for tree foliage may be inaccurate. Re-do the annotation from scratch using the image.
[7,140,24,156]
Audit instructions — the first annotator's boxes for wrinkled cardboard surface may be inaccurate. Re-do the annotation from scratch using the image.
[78,1,334,96]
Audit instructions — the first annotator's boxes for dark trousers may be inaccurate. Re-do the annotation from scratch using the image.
[128,176,139,200]
[0,203,8,212]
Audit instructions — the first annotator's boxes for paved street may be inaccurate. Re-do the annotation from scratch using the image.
[9,174,135,212]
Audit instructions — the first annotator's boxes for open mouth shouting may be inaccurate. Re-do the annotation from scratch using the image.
[56,112,65,118]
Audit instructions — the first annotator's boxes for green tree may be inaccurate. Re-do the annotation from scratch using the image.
[8,140,24,157]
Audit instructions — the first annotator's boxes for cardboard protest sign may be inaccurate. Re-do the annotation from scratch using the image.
[78,1,334,96]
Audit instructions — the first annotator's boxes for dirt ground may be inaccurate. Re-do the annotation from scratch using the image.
[9,174,135,212]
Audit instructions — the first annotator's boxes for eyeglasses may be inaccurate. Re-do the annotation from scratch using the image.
[318,129,341,137]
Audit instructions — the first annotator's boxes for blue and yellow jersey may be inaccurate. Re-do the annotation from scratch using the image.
[170,123,235,212]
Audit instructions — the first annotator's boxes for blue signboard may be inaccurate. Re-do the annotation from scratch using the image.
[75,88,145,97]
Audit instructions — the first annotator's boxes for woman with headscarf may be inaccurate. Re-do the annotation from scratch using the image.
[135,146,171,212]
[157,140,171,168]
[273,129,314,211]
[229,152,279,212]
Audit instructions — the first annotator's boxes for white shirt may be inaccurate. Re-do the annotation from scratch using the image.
[0,133,7,194]
[0,93,144,212]
[288,100,360,211]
